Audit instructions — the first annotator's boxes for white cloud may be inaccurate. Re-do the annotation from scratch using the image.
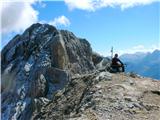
[64,0,159,11]
[64,0,94,11]
[1,0,39,34]
[49,15,70,27]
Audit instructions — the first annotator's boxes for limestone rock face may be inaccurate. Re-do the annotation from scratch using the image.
[92,52,111,71]
[1,23,94,120]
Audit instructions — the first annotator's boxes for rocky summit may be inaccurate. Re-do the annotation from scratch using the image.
[1,23,160,120]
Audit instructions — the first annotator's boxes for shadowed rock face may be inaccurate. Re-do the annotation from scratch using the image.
[1,23,95,120]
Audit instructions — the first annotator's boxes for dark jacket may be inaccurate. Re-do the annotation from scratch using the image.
[111,57,123,66]
[111,57,125,72]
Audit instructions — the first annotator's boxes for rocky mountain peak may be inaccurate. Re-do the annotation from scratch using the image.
[2,23,94,74]
[1,23,160,120]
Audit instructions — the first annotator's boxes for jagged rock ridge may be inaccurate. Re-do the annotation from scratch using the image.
[1,23,160,120]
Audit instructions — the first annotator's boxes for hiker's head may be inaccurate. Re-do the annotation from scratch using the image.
[114,53,118,58]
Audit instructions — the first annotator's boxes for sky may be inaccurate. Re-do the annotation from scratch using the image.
[1,0,160,56]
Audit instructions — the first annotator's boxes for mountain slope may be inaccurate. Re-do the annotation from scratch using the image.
[120,50,160,80]
[1,23,160,120]
[120,52,148,64]
[32,72,160,120]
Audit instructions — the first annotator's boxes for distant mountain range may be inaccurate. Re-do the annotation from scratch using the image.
[120,50,160,80]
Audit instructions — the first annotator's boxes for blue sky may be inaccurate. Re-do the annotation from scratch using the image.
[1,0,160,56]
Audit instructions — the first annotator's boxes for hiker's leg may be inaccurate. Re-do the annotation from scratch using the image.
[122,65,125,72]
[116,67,120,72]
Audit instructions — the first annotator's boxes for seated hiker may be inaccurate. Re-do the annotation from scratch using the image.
[111,53,124,72]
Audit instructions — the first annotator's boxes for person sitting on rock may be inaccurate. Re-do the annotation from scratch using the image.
[111,53,124,72]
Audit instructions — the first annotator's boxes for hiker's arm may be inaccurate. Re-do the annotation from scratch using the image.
[118,59,123,65]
